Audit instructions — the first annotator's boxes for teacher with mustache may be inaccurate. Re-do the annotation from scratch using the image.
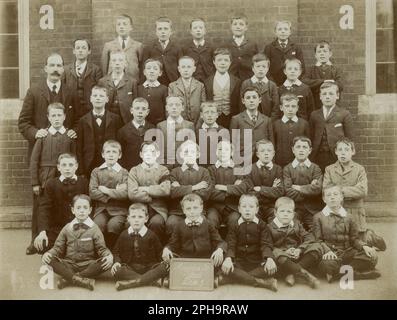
[18,52,78,255]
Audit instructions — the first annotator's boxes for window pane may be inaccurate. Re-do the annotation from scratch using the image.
[0,69,19,98]
[0,35,19,67]
[376,63,397,93]
[377,0,395,28]
[376,29,395,62]
[0,1,18,34]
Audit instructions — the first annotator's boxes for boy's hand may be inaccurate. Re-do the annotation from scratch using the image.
[101,254,113,270]
[273,178,281,187]
[98,186,110,194]
[221,257,234,275]
[291,248,302,260]
[34,231,48,251]
[171,181,181,188]
[139,186,150,193]
[111,262,121,276]
[234,179,242,185]
[253,186,261,192]
[162,247,173,262]
[211,248,224,267]
[66,129,77,139]
[285,247,295,257]
[192,181,208,191]
[291,185,302,191]
[363,246,377,259]
[215,184,227,191]
[322,251,338,260]
[35,129,48,139]
[116,183,127,191]
[264,258,277,276]
[42,252,52,265]
[311,179,319,186]
[32,185,41,196]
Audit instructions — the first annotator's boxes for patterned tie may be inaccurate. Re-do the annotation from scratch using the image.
[73,223,89,231]
[251,114,257,124]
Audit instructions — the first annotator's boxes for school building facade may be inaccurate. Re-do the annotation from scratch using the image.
[0,0,396,227]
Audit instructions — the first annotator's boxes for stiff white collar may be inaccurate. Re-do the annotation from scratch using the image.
[47,80,61,93]
[132,119,145,129]
[59,175,77,182]
[315,61,333,67]
[238,216,259,225]
[283,79,302,87]
[92,110,105,117]
[233,35,245,46]
[322,105,336,118]
[128,225,148,237]
[70,217,94,230]
[159,39,170,48]
[143,80,161,88]
[215,160,235,169]
[99,162,122,173]
[118,36,130,47]
[292,158,312,169]
[181,163,199,172]
[167,116,184,125]
[251,75,269,84]
[282,115,299,123]
[202,122,219,129]
[256,160,273,170]
[193,39,205,47]
[322,206,347,218]
[48,126,66,135]
[273,217,294,228]
[185,216,204,225]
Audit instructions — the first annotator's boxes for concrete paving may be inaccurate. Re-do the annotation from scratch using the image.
[1,222,396,300]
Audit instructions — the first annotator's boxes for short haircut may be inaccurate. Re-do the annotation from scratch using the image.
[213,48,232,60]
[102,140,122,154]
[181,193,203,208]
[335,137,356,153]
[320,81,339,94]
[45,53,64,66]
[315,40,331,52]
[274,197,295,211]
[280,92,300,105]
[116,14,133,25]
[128,203,149,216]
[178,55,196,66]
[239,193,259,207]
[231,14,248,24]
[241,86,261,98]
[110,49,126,59]
[284,58,302,70]
[252,53,270,65]
[292,136,312,148]
[131,97,149,109]
[143,58,163,72]
[255,139,274,151]
[47,102,65,115]
[140,141,160,153]
[73,38,91,50]
[57,152,78,165]
[91,84,109,96]
[156,16,172,27]
[275,20,292,30]
[71,194,91,207]
[322,185,343,198]
[166,95,184,105]
[190,18,205,29]
[200,101,221,113]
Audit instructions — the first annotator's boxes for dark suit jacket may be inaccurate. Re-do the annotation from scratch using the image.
[63,61,103,120]
[141,39,183,84]
[98,74,138,124]
[309,106,354,159]
[182,40,215,82]
[77,111,121,175]
[18,80,77,158]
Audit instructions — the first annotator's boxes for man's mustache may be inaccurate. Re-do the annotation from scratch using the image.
[51,71,61,76]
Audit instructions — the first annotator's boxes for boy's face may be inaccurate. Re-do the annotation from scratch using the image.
[231,19,248,37]
[116,18,132,38]
[216,142,232,163]
[143,61,162,81]
[280,100,299,119]
[178,58,196,79]
[156,22,172,42]
[256,143,275,164]
[190,20,206,40]
[90,88,108,110]
[45,55,64,83]
[320,86,339,107]
[275,22,291,41]
[57,157,78,178]
[127,210,148,231]
[180,143,199,165]
[166,97,184,118]
[71,198,92,222]
[239,197,259,221]
[73,40,91,61]
[275,204,295,225]
[292,140,311,161]
[315,45,332,64]
[47,108,65,129]
[335,142,355,164]
[140,144,160,165]
[252,60,269,79]
[110,53,127,73]
[201,106,219,125]
[323,187,344,209]
[182,199,203,220]
[242,90,261,112]
[284,61,302,81]
[213,54,231,74]
[102,146,121,166]
[131,102,149,123]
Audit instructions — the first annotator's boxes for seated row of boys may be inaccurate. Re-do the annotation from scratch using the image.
[41,186,381,292]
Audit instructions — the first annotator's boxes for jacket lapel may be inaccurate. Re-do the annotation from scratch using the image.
[255,112,265,128]
[40,80,51,103]
[190,78,199,95]
[175,78,185,94]
[83,62,93,79]
[229,75,238,95]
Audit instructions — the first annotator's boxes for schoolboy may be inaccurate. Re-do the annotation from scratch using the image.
[117,97,155,170]
[77,85,121,177]
[101,14,143,82]
[240,53,279,117]
[204,48,241,128]
[89,140,129,248]
[273,93,310,167]
[42,194,113,290]
[169,56,206,124]
[111,203,168,290]
[264,20,305,86]
[283,136,323,231]
[137,59,168,125]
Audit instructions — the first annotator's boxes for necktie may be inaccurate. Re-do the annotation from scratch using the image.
[325,108,332,119]
[251,114,257,124]
[160,41,166,50]
[63,178,77,185]
[280,40,287,49]
[122,39,126,49]
[73,223,89,231]
[52,85,57,95]
[187,221,201,227]
[76,65,82,77]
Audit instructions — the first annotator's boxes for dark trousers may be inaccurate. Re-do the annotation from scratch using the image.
[113,262,168,285]
[224,260,269,286]
[313,149,337,173]
[277,252,320,275]
[295,207,314,232]
[49,258,106,282]
[30,193,40,242]
[147,207,166,244]
[207,206,240,230]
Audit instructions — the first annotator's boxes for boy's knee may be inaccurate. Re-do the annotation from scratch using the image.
[318,260,340,276]
[149,214,165,227]
[107,217,126,234]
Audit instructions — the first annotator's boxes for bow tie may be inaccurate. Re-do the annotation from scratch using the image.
[94,114,103,119]
[187,221,201,227]
[62,178,77,185]
[73,223,89,231]
[129,231,141,238]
